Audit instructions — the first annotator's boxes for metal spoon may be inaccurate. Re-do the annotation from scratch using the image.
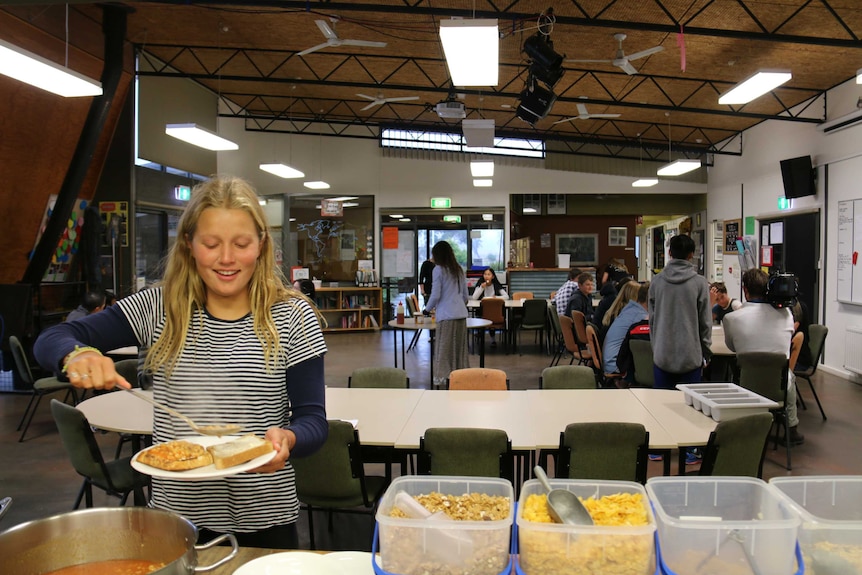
[123,388,242,436]
[533,466,594,525]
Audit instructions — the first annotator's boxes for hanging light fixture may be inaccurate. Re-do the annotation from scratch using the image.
[304,134,330,189]
[439,19,499,86]
[718,69,791,105]
[656,114,700,176]
[632,135,658,187]
[165,123,238,151]
[0,39,102,97]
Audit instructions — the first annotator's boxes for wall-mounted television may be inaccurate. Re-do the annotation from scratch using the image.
[779,155,816,199]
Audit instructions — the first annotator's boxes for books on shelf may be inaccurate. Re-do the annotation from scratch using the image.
[355,269,378,286]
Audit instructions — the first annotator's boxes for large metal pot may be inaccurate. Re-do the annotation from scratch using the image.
[0,507,237,575]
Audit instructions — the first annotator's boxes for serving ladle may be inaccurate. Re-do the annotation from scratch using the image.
[123,388,242,436]
[533,466,594,525]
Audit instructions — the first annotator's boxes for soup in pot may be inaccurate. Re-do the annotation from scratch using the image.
[42,559,165,575]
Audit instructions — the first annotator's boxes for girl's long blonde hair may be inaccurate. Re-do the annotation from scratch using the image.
[602,281,641,327]
[146,175,320,375]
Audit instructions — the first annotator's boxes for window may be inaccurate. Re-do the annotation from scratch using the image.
[381,129,544,159]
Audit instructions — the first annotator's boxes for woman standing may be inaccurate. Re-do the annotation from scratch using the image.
[34,175,327,549]
[471,267,509,300]
[423,240,469,388]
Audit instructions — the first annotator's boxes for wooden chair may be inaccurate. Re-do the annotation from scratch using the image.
[794,324,828,420]
[510,291,534,300]
[736,351,792,470]
[696,412,774,478]
[545,304,565,366]
[11,335,78,442]
[292,420,388,549]
[556,422,649,484]
[51,399,149,509]
[559,316,592,367]
[418,427,514,482]
[403,296,423,352]
[570,310,591,354]
[447,367,508,390]
[584,323,625,388]
[478,297,507,353]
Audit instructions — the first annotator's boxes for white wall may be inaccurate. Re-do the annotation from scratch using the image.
[707,77,862,379]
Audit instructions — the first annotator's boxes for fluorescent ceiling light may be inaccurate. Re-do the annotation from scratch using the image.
[389,214,404,218]
[289,217,296,222]
[470,161,494,177]
[0,38,102,97]
[399,218,411,222]
[718,70,792,105]
[342,202,359,207]
[657,159,701,176]
[473,179,493,187]
[259,163,304,179]
[258,199,267,206]
[523,207,537,213]
[857,68,862,84]
[632,178,659,187]
[165,123,238,151]
[439,19,499,86]
[303,181,330,190]
[482,214,493,221]
[327,196,358,202]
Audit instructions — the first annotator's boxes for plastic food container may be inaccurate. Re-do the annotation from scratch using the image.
[647,477,799,575]
[770,475,862,575]
[676,383,778,422]
[517,478,656,575]
[375,476,514,575]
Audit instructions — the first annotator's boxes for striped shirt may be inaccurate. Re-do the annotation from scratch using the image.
[36,287,327,533]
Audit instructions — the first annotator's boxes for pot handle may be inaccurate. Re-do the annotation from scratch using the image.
[193,533,238,572]
[0,497,11,522]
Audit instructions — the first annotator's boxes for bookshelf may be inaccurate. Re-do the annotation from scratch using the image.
[315,287,383,332]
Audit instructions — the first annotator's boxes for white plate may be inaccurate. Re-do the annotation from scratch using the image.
[232,551,338,575]
[322,551,375,575]
[132,435,276,481]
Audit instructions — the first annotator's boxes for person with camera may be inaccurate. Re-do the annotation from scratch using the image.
[723,268,804,445]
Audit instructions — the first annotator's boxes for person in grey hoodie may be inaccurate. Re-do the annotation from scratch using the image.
[648,234,712,389]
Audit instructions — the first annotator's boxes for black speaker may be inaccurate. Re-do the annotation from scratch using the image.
[516,85,557,126]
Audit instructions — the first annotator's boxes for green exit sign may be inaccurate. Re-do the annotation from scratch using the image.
[174,185,191,201]
[430,197,451,209]
[443,215,461,223]
[778,196,791,210]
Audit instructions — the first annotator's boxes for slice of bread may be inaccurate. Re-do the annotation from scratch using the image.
[207,435,273,469]
[136,440,213,471]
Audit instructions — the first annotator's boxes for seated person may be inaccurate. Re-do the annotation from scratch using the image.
[710,282,742,323]
[471,267,509,300]
[599,280,640,339]
[723,269,803,445]
[553,268,580,315]
[791,301,812,371]
[293,279,316,301]
[603,282,649,378]
[591,282,618,328]
[564,272,595,323]
[65,288,107,322]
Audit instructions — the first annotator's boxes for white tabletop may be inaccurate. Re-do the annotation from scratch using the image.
[525,389,679,450]
[106,346,139,357]
[387,317,492,331]
[628,388,717,447]
[466,299,525,309]
[711,325,734,355]
[393,390,534,450]
[325,387,424,446]
[77,388,154,435]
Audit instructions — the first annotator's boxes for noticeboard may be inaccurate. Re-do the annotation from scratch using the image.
[724,219,741,254]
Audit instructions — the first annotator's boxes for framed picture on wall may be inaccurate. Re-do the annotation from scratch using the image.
[556,233,599,266]
[547,194,567,214]
[608,227,627,246]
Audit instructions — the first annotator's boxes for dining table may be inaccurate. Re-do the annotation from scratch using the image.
[76,388,154,451]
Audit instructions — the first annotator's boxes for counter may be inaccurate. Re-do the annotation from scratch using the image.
[506,268,570,299]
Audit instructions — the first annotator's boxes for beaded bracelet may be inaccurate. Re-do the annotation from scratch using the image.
[61,346,103,374]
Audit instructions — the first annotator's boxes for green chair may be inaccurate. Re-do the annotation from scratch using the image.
[794,324,828,420]
[348,366,409,388]
[736,351,792,470]
[11,335,78,442]
[50,399,149,509]
[292,419,388,550]
[628,339,655,387]
[418,427,514,482]
[556,422,649,484]
[517,299,548,354]
[540,365,597,389]
[697,412,774,478]
[546,303,565,366]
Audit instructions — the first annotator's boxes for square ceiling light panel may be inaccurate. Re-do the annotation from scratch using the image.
[439,19,499,86]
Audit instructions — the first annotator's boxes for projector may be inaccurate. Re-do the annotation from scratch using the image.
[435,100,466,119]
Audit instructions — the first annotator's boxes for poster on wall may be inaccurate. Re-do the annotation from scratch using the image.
[31,195,89,282]
[556,233,598,266]
[724,219,742,254]
[100,201,129,247]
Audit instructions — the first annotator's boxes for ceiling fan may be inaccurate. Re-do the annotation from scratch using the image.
[356,92,420,111]
[553,103,621,124]
[297,18,387,57]
[566,33,663,75]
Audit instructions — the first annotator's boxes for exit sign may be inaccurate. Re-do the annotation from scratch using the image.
[778,196,791,210]
[443,215,461,223]
[430,197,451,209]
[174,185,191,201]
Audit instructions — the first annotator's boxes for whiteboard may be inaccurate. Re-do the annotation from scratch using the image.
[382,230,415,277]
[837,199,862,304]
